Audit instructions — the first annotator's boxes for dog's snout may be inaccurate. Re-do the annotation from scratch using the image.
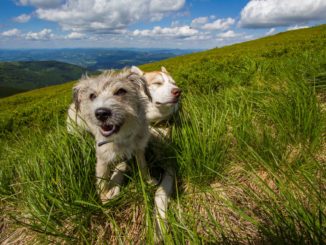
[95,108,112,122]
[171,88,182,97]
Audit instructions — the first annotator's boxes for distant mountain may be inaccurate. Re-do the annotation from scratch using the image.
[0,48,198,71]
[0,86,26,98]
[0,61,86,98]
[0,48,199,98]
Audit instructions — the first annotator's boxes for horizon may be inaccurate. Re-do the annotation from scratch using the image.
[0,47,202,51]
[1,0,326,50]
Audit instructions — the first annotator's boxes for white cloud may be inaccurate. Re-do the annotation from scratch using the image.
[150,13,164,22]
[244,35,255,40]
[265,28,276,36]
[150,0,185,12]
[191,17,209,26]
[201,18,235,30]
[217,30,240,39]
[171,20,181,27]
[2,28,21,37]
[133,25,198,38]
[18,0,64,8]
[239,0,326,28]
[66,32,86,39]
[13,14,31,23]
[25,29,54,40]
[287,25,310,31]
[185,33,212,41]
[34,0,185,33]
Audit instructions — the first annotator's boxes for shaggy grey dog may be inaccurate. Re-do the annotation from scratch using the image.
[68,67,182,241]
[71,69,155,201]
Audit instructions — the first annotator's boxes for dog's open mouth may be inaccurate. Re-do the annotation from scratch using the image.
[100,124,120,137]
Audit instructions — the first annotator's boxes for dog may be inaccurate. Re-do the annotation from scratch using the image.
[130,66,182,241]
[131,66,181,124]
[68,66,181,240]
[71,69,155,202]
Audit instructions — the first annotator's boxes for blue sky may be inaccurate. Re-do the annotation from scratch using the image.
[0,0,325,49]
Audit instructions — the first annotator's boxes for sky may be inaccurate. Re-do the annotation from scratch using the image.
[0,0,325,49]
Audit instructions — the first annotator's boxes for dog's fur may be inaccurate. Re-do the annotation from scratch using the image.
[132,66,181,124]
[68,66,181,241]
[71,69,154,201]
[130,66,181,241]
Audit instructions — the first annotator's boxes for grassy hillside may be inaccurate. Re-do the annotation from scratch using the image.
[1,25,325,244]
[0,61,86,98]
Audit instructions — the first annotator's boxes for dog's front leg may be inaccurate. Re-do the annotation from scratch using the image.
[106,162,129,200]
[135,150,158,185]
[96,158,112,203]
[154,167,175,242]
[96,159,129,202]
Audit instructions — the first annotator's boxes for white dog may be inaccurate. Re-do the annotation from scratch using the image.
[132,66,181,124]
[130,66,181,241]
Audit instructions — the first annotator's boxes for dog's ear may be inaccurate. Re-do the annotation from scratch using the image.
[138,77,152,102]
[81,72,89,80]
[161,66,168,73]
[131,66,144,76]
[73,86,81,111]
[128,74,152,102]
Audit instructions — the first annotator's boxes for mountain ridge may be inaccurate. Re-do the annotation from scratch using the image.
[0,60,86,98]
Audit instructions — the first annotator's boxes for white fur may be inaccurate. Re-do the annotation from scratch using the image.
[144,69,180,123]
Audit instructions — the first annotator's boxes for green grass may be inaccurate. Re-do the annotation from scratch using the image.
[1,25,326,244]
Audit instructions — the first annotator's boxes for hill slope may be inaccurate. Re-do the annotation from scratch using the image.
[0,61,86,98]
[1,25,325,244]
[141,24,326,92]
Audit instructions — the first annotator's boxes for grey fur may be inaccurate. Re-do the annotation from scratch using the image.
[71,69,155,202]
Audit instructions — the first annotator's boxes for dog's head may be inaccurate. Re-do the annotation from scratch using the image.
[131,66,181,123]
[73,69,148,141]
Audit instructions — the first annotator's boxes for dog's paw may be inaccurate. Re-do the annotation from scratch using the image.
[147,177,159,186]
[100,186,121,203]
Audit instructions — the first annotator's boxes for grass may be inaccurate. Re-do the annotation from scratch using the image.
[1,25,326,244]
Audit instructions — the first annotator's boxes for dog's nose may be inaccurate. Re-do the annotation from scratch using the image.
[95,108,112,122]
[171,88,182,98]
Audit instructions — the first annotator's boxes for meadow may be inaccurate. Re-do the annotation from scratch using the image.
[1,25,325,244]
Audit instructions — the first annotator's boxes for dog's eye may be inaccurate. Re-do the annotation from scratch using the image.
[114,88,127,96]
[89,93,97,100]
[153,82,163,86]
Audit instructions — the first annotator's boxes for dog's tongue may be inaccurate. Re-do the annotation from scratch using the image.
[101,124,114,132]
[100,123,121,137]
[100,124,116,137]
